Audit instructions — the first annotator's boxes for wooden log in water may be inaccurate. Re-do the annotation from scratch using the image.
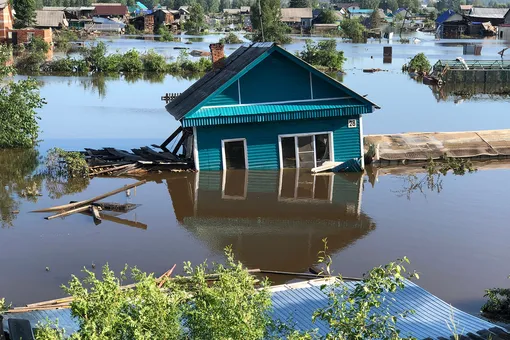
[89,163,133,176]
[33,180,147,213]
[91,205,101,222]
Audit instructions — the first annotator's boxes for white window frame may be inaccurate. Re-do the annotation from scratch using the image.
[221,138,248,171]
[278,131,334,169]
[221,169,248,200]
[277,169,334,203]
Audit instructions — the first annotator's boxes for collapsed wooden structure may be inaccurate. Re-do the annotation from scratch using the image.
[84,141,194,176]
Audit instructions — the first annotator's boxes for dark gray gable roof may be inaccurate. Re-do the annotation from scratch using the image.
[165,42,274,121]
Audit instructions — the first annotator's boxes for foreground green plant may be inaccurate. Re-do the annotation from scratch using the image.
[63,265,185,339]
[183,246,272,340]
[297,39,346,71]
[34,319,65,340]
[312,240,418,340]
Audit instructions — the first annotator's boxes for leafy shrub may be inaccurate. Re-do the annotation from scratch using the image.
[482,283,510,320]
[27,37,50,54]
[34,319,65,340]
[219,32,242,44]
[125,24,138,35]
[183,246,272,339]
[142,50,167,72]
[298,39,346,71]
[44,148,88,179]
[121,49,143,73]
[82,41,107,72]
[43,57,88,74]
[157,26,174,42]
[63,265,185,339]
[103,53,123,73]
[15,52,47,73]
[407,53,431,73]
[340,18,366,43]
[53,29,79,51]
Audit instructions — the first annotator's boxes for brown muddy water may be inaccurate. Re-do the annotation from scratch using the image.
[2,149,510,318]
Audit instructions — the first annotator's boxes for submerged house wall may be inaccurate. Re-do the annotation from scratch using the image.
[195,117,362,171]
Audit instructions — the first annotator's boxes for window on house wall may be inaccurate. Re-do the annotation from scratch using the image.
[27,32,34,41]
[279,132,333,169]
[223,139,247,170]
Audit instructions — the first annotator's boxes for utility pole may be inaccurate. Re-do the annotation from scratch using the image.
[258,0,265,41]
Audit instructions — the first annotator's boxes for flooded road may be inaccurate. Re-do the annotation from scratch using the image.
[1,35,510,317]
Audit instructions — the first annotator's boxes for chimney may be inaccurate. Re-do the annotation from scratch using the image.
[209,43,225,69]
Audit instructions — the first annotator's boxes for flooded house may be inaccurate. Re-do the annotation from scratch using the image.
[164,43,378,172]
[92,3,128,19]
[436,9,466,38]
[34,10,69,29]
[280,8,313,29]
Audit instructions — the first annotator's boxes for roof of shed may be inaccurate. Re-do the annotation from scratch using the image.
[467,7,509,19]
[93,4,128,15]
[436,9,457,23]
[35,10,67,27]
[281,7,313,21]
[165,42,379,122]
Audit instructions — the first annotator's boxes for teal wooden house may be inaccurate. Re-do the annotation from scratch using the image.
[165,42,379,171]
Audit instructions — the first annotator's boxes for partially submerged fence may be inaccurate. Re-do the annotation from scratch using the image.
[432,60,510,83]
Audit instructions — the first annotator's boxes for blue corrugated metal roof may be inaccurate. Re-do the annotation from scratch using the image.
[2,278,506,339]
[270,278,505,339]
[436,9,457,23]
[136,1,148,10]
[348,9,374,14]
[182,100,373,127]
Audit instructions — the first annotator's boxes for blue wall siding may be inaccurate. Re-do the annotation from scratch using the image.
[196,116,361,170]
[207,81,239,106]
[239,53,312,104]
[312,74,348,99]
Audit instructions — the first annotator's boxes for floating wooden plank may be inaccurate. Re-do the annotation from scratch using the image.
[89,163,133,176]
[33,180,147,213]
[104,148,143,162]
[90,205,101,222]
[45,205,91,220]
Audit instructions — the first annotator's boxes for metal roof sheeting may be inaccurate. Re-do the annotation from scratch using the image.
[93,4,128,16]
[281,7,313,21]
[35,10,68,27]
[182,100,372,127]
[270,278,508,339]
[468,8,510,19]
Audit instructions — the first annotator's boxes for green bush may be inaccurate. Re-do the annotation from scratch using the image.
[183,247,272,339]
[297,39,346,71]
[219,32,243,44]
[44,57,88,74]
[157,26,174,42]
[340,18,366,43]
[142,49,167,72]
[27,37,50,54]
[44,148,88,179]
[53,29,79,51]
[82,41,107,72]
[408,53,431,73]
[103,53,123,73]
[121,49,144,73]
[125,24,138,35]
[63,265,185,339]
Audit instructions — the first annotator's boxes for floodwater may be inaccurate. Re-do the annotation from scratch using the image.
[2,34,510,318]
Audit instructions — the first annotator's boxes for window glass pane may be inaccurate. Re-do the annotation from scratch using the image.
[315,134,330,166]
[296,171,314,199]
[224,141,246,169]
[281,137,296,168]
[298,136,313,152]
[298,136,314,168]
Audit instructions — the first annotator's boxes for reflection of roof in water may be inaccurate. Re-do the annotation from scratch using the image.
[165,170,375,273]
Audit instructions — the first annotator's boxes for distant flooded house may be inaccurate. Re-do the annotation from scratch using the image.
[34,10,69,29]
[436,9,466,38]
[92,3,128,19]
[165,43,379,171]
[281,8,313,29]
[466,7,509,27]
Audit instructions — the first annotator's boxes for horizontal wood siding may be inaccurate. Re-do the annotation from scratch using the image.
[196,116,361,170]
[207,81,239,106]
[240,53,312,104]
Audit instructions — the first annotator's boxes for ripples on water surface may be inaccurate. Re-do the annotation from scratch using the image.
[1,34,510,316]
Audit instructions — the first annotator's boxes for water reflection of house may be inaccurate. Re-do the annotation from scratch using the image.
[164,43,378,172]
[166,170,375,272]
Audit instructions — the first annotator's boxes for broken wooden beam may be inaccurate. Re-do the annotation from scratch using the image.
[33,180,147,213]
[45,205,91,220]
[160,126,183,150]
[172,131,188,156]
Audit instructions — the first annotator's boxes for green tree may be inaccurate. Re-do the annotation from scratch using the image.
[250,0,291,44]
[297,39,346,70]
[0,46,45,149]
[289,0,309,7]
[219,0,229,10]
[369,8,382,28]
[387,0,398,12]
[339,17,366,42]
[360,0,379,8]
[316,8,337,23]
[206,0,220,12]
[13,0,37,27]
[184,2,206,33]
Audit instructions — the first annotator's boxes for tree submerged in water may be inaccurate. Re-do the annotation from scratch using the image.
[297,39,346,71]
[482,278,510,321]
